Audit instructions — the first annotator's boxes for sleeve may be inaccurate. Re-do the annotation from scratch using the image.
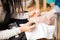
[0,27,21,39]
[24,12,29,19]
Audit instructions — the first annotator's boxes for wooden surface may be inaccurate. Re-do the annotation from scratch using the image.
[58,18,60,40]
[35,0,40,9]
[43,0,46,11]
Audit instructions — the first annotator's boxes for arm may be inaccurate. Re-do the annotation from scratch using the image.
[0,21,35,40]
[0,27,21,39]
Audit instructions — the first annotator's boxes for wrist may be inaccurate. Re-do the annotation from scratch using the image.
[20,27,25,33]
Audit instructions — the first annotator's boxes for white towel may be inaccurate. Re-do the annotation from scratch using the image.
[25,23,55,40]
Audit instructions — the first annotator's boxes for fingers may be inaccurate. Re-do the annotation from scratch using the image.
[27,24,36,32]
[49,16,55,25]
[26,21,35,26]
[29,10,36,18]
[35,9,40,13]
[20,23,36,32]
[29,9,41,18]
[29,12,35,18]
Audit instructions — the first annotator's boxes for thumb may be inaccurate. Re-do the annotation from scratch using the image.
[29,25,36,29]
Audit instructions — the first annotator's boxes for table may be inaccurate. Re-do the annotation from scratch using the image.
[55,12,60,40]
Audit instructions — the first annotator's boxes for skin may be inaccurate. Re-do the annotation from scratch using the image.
[20,21,36,32]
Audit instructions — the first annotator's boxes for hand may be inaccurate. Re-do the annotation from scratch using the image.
[46,12,55,25]
[20,22,36,32]
[29,9,40,18]
[29,10,36,18]
[49,16,55,25]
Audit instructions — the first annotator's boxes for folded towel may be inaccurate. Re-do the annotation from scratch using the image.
[25,23,55,40]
